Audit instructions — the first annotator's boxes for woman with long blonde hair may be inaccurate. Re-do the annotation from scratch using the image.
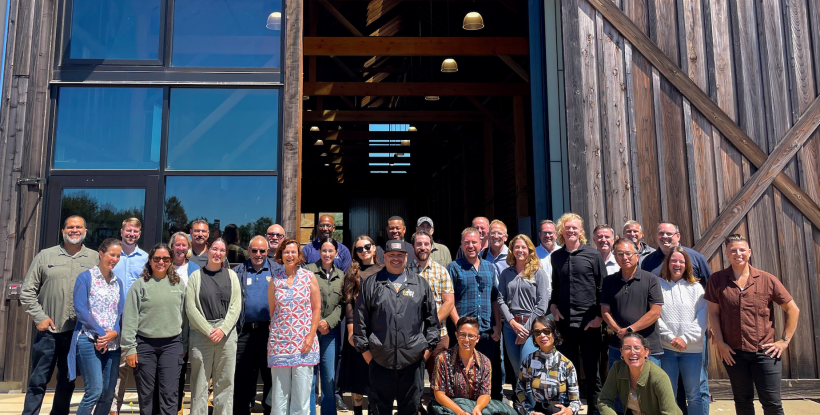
[497,234,551,379]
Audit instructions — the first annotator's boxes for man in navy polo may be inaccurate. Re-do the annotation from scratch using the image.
[303,215,351,271]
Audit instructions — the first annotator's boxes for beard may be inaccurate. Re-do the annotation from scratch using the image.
[416,251,430,261]
[63,232,87,246]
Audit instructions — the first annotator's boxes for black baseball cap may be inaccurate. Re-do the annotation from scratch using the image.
[384,241,408,253]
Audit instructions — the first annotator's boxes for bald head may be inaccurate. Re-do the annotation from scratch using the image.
[472,217,490,244]
[266,224,285,251]
[249,236,270,269]
[317,215,335,240]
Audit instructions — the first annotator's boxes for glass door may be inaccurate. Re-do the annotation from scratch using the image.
[44,175,160,250]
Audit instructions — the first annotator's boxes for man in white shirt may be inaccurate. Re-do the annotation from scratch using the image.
[593,224,620,275]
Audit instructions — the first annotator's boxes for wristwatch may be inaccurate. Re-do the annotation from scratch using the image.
[626,326,634,333]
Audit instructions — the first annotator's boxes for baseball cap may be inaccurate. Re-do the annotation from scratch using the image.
[417,216,434,227]
[384,241,408,253]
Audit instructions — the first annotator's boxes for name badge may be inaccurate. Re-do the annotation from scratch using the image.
[247,278,253,285]
[402,289,415,297]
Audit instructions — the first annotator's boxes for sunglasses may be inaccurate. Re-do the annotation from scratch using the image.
[152,256,171,263]
[355,244,373,253]
[532,329,552,338]
[266,232,284,239]
[251,249,267,254]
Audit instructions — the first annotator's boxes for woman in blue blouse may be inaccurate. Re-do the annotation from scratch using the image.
[68,238,126,415]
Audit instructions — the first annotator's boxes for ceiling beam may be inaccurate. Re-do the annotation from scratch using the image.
[303,110,491,121]
[304,82,530,96]
[304,37,529,56]
[498,55,530,83]
[318,0,363,36]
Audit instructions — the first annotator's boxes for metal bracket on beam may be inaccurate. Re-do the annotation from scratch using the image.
[16,178,45,186]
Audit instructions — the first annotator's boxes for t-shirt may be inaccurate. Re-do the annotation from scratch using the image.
[199,267,233,321]
[601,269,664,354]
[177,262,190,286]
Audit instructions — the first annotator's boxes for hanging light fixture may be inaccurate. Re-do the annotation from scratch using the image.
[441,58,458,73]
[310,126,320,132]
[408,126,418,132]
[266,12,282,30]
[463,12,484,30]
[401,139,411,146]
[425,96,440,101]
[314,139,324,146]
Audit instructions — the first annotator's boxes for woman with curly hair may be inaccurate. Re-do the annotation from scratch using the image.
[497,235,551,378]
[121,243,187,415]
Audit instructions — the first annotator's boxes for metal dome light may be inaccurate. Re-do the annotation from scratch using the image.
[266,12,282,30]
[463,12,484,30]
[441,58,458,73]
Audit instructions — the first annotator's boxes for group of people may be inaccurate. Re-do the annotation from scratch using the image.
[18,212,801,415]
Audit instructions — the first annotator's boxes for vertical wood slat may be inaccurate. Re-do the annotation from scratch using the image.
[624,42,643,226]
[595,11,610,227]
[729,0,768,151]
[281,0,305,238]
[682,99,701,240]
[562,0,591,220]
[651,69,670,222]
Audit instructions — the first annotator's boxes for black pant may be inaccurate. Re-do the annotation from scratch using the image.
[555,322,601,413]
[723,350,784,415]
[368,360,424,415]
[233,323,273,415]
[134,335,183,415]
[22,331,75,415]
[177,353,188,411]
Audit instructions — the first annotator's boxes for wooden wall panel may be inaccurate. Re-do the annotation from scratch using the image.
[630,52,661,236]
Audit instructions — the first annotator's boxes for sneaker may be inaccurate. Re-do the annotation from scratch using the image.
[336,395,349,411]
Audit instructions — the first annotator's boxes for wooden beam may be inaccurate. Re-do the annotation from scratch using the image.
[318,0,363,36]
[466,96,505,127]
[498,55,530,83]
[585,0,820,232]
[693,96,820,257]
[304,82,530,96]
[304,37,529,56]
[303,110,491,122]
[281,0,304,239]
[514,96,529,218]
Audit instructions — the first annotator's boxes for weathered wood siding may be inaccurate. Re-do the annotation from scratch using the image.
[562,0,820,379]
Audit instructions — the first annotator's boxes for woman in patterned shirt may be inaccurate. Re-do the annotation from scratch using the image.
[67,238,126,415]
[516,316,581,415]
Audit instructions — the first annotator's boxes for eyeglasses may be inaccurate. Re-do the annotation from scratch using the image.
[318,224,333,230]
[540,231,555,236]
[614,251,636,258]
[658,231,679,237]
[251,249,267,254]
[489,231,506,237]
[621,346,645,352]
[266,232,284,239]
[152,256,171,263]
[532,329,552,338]
[210,248,226,254]
[355,244,373,253]
[456,333,479,340]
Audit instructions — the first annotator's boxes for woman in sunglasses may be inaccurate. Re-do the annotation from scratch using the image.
[516,316,581,415]
[304,238,345,415]
[121,243,187,415]
[68,238,125,415]
[186,238,242,414]
[338,236,383,415]
[598,333,680,415]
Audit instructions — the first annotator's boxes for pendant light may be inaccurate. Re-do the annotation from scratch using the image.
[401,139,411,146]
[441,58,458,72]
[314,139,324,146]
[310,126,320,132]
[425,96,440,101]
[463,12,484,30]
[408,126,418,131]
[266,12,282,30]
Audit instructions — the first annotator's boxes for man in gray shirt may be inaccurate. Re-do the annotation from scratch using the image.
[20,215,97,415]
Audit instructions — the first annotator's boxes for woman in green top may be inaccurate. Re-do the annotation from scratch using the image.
[599,333,681,415]
[122,243,187,415]
[304,237,345,415]
[185,238,242,415]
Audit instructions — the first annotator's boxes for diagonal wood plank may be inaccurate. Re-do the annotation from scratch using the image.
[693,96,820,257]
[585,0,820,232]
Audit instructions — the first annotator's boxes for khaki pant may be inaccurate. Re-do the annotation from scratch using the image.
[189,322,237,415]
[110,352,134,413]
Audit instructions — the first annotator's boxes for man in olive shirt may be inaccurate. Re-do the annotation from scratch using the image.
[20,215,97,415]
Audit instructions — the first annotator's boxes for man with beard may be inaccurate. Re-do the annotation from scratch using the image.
[593,224,620,275]
[20,215,97,415]
[265,224,285,258]
[375,216,415,264]
[406,231,454,382]
[303,215,352,271]
[189,219,212,269]
[454,217,490,260]
[110,218,149,415]
[353,241,440,415]
[415,217,451,266]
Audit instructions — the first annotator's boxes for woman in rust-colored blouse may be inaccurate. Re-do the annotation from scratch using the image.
[705,234,800,415]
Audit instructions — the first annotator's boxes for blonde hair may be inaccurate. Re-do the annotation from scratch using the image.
[505,235,540,281]
[122,217,142,229]
[489,219,507,233]
[169,232,193,259]
[556,213,587,245]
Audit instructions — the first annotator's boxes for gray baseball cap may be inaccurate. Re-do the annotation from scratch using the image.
[417,216,434,227]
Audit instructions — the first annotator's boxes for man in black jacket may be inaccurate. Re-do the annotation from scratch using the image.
[353,241,440,415]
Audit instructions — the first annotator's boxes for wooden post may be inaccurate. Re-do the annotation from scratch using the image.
[514,96,529,218]
[281,0,305,238]
[483,122,495,219]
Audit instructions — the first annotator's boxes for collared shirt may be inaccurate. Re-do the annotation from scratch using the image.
[549,244,606,328]
[704,266,793,352]
[447,258,498,332]
[303,239,352,271]
[431,242,453,267]
[407,259,454,336]
[483,245,509,277]
[114,246,148,294]
[516,348,582,415]
[603,252,620,275]
[84,266,121,350]
[601,269,664,353]
[20,245,97,333]
[637,241,656,266]
[431,346,491,400]
[641,246,712,285]
[243,262,272,323]
[535,243,561,259]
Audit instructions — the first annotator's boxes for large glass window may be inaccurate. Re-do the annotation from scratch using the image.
[54,87,163,170]
[166,88,279,171]
[60,188,146,249]
[172,0,282,68]
[68,0,162,60]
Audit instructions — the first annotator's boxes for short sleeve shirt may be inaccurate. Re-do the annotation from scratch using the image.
[431,347,491,400]
[601,269,664,353]
[704,266,793,352]
[407,260,454,336]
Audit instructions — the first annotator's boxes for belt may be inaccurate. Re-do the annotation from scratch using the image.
[243,321,270,330]
[513,315,530,324]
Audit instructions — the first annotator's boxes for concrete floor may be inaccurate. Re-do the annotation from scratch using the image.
[1,392,819,415]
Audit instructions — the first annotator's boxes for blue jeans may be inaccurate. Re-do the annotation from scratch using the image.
[661,349,707,415]
[311,326,340,415]
[700,336,711,412]
[76,340,120,415]
[607,346,662,414]
[502,322,538,377]
[22,331,75,415]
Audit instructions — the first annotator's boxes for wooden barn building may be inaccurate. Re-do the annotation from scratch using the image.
[0,0,819,397]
